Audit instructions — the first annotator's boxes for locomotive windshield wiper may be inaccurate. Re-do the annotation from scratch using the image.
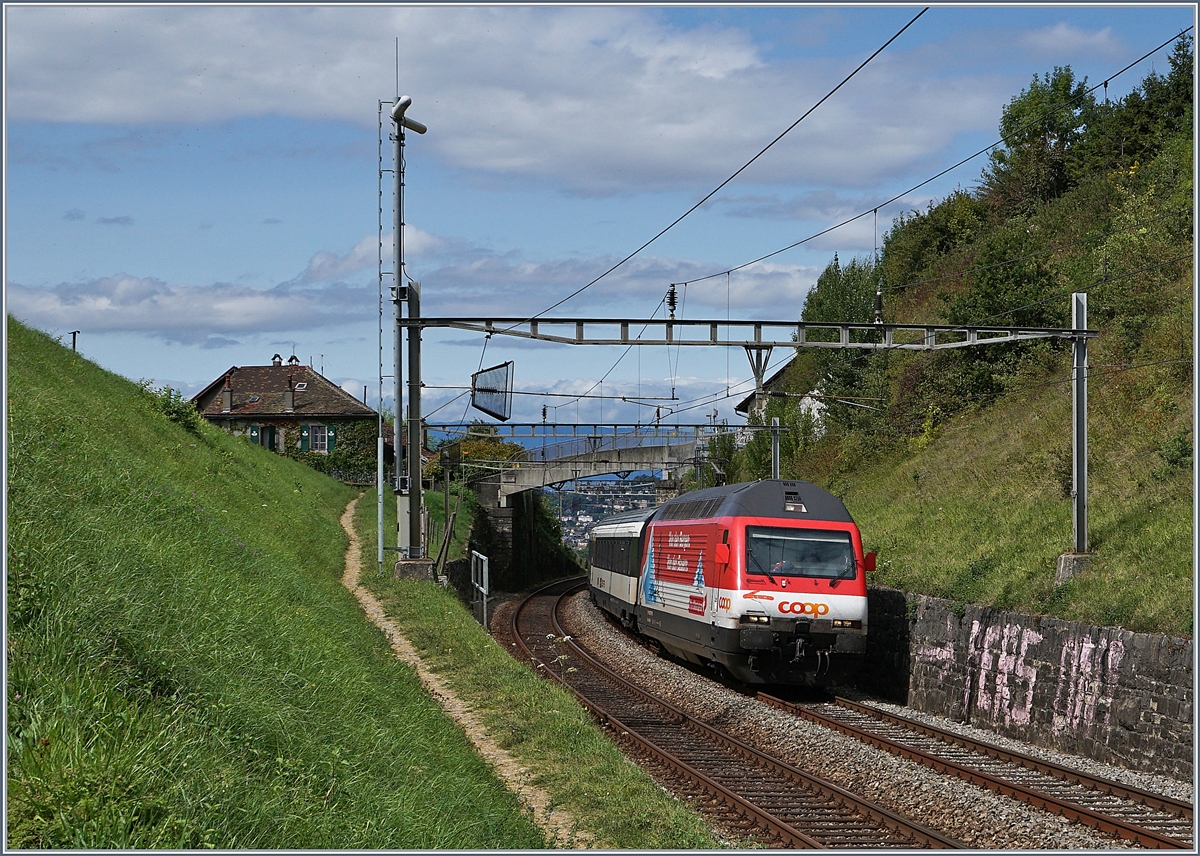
[747,548,778,585]
[829,557,856,588]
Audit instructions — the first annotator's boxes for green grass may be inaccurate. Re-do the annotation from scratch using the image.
[425,481,475,562]
[356,491,724,849]
[6,317,547,848]
[840,354,1193,635]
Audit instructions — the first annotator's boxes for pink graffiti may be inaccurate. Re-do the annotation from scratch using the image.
[965,621,1044,727]
[1051,634,1125,736]
[915,614,957,682]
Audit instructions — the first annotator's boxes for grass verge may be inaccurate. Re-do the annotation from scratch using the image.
[7,317,547,848]
[355,489,724,849]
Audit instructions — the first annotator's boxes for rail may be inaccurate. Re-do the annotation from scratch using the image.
[509,580,963,849]
[759,694,1192,849]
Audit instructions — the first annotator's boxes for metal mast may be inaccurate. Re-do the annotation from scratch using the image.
[390,96,427,562]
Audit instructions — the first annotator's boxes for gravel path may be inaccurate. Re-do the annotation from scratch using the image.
[337,499,594,849]
[561,590,1191,850]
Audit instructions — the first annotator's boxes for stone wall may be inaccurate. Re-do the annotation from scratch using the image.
[863,586,1193,780]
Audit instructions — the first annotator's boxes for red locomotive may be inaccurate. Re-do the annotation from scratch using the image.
[588,479,875,686]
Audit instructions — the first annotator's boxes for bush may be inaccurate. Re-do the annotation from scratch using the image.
[136,380,204,435]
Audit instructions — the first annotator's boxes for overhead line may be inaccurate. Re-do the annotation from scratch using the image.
[510,7,930,328]
[424,385,677,402]
[469,26,1190,424]
[678,27,1194,288]
[658,252,1192,419]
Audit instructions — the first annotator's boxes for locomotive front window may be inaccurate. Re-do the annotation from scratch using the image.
[745,527,856,582]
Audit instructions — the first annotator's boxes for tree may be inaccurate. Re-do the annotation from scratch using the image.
[982,67,1096,217]
[1074,36,1193,175]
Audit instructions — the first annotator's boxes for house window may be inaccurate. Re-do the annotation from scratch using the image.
[311,424,328,453]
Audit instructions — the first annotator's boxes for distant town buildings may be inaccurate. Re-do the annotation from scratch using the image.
[553,486,654,551]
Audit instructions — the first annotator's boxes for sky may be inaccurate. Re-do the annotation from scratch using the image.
[5,3,1195,429]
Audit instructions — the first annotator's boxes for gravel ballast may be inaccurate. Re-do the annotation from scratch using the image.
[561,591,1192,849]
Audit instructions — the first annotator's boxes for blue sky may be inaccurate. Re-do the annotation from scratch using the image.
[5,3,1194,426]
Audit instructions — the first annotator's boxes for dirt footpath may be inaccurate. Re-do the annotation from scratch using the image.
[337,497,592,848]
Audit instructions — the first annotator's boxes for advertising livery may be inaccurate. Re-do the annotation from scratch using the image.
[589,479,875,686]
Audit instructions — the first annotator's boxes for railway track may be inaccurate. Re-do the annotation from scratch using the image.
[510,578,964,849]
[758,695,1194,849]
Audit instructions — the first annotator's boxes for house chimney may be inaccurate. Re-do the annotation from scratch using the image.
[221,373,232,413]
[285,373,294,413]
[272,353,283,367]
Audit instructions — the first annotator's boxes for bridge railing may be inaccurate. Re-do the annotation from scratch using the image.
[520,425,719,464]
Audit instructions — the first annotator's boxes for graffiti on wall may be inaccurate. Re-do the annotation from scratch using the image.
[913,612,957,683]
[1050,633,1126,736]
[965,620,1044,727]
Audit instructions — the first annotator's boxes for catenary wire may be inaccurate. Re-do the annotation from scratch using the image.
[674,27,1194,289]
[463,27,1191,426]
[507,8,930,328]
[657,250,1192,421]
[492,26,1192,426]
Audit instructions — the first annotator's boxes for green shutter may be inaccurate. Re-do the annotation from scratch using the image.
[327,426,336,453]
[250,425,259,444]
[300,425,309,452]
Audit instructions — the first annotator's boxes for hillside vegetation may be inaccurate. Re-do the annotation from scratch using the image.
[5,318,548,848]
[715,41,1193,636]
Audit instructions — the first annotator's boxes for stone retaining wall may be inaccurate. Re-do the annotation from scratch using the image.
[862,586,1193,780]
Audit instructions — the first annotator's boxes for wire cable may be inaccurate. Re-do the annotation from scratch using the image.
[509,8,930,327]
[675,27,1194,289]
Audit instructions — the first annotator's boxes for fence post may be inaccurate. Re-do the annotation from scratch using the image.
[471,550,490,631]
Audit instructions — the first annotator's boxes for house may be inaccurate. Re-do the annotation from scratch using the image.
[733,357,826,441]
[734,359,794,420]
[192,354,378,455]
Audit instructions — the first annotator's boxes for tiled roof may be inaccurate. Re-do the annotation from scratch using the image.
[192,364,377,419]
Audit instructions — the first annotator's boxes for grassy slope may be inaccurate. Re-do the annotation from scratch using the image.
[841,354,1193,635]
[356,490,724,849]
[6,318,546,848]
[786,134,1194,638]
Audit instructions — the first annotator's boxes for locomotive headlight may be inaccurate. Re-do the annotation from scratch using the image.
[832,619,862,629]
[740,614,770,624]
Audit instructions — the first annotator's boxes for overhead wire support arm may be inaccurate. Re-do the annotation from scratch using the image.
[402,316,1098,351]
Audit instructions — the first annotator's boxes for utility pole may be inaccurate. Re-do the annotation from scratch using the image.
[392,100,408,554]
[771,416,781,479]
[407,279,424,559]
[390,94,429,575]
[1072,292,1088,554]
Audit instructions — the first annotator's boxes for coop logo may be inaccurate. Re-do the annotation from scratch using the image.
[779,601,830,616]
[717,596,732,611]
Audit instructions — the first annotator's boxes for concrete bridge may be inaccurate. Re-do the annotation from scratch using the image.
[468,425,736,585]
[490,433,707,506]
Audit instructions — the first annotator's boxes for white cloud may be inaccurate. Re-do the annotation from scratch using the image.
[298,226,439,284]
[6,231,822,353]
[1020,24,1123,59]
[5,6,1008,193]
[6,274,373,347]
